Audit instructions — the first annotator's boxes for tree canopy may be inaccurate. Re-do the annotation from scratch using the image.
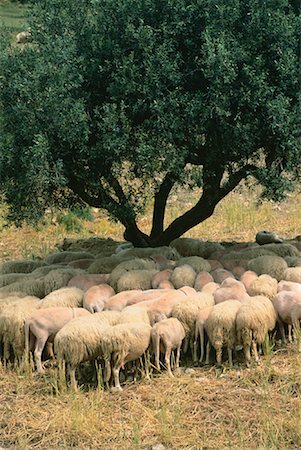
[0,0,300,246]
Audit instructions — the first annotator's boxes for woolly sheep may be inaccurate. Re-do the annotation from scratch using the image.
[151,318,185,376]
[58,236,123,255]
[30,264,67,277]
[194,272,214,291]
[105,289,173,312]
[109,258,158,291]
[0,296,39,361]
[149,254,176,270]
[247,274,278,299]
[38,287,84,309]
[232,266,246,280]
[170,238,225,258]
[157,280,175,289]
[0,259,46,275]
[118,305,151,326]
[256,231,283,245]
[207,260,223,270]
[0,273,29,288]
[213,279,248,304]
[284,257,301,268]
[87,255,132,274]
[170,265,197,289]
[171,292,215,355]
[116,269,158,293]
[25,307,91,373]
[45,251,94,265]
[261,243,301,258]
[205,300,241,366]
[236,296,277,367]
[0,278,46,299]
[54,310,121,389]
[43,268,82,296]
[193,305,214,363]
[175,256,211,273]
[16,30,32,44]
[283,267,301,283]
[83,284,115,313]
[67,274,110,291]
[67,259,95,270]
[271,291,301,343]
[248,255,288,281]
[201,282,220,295]
[116,246,180,261]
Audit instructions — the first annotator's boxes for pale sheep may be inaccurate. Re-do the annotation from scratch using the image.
[0,296,39,361]
[201,282,220,295]
[240,270,258,290]
[247,274,278,299]
[151,318,186,376]
[58,236,123,256]
[210,268,235,284]
[175,256,211,273]
[87,255,131,274]
[277,280,301,293]
[205,300,241,366]
[151,269,173,289]
[109,258,158,291]
[193,305,214,363]
[157,280,175,289]
[0,273,29,288]
[83,284,115,313]
[236,296,277,367]
[213,279,248,304]
[170,238,225,258]
[25,307,91,373]
[54,310,121,389]
[45,251,94,265]
[248,255,288,281]
[271,291,301,343]
[170,265,197,289]
[38,287,84,309]
[283,267,301,283]
[149,255,176,270]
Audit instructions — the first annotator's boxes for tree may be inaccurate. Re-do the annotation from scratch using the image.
[0,0,300,246]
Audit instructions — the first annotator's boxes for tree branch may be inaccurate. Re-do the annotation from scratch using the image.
[150,172,177,239]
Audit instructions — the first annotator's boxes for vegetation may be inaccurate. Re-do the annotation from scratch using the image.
[0,0,300,246]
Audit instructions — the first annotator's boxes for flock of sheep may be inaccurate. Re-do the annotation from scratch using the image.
[0,231,301,391]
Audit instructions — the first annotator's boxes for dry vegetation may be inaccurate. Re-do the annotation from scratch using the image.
[0,186,301,449]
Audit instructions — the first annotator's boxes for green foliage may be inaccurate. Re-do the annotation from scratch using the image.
[0,0,300,242]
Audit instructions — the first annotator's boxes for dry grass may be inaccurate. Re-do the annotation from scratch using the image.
[0,188,301,449]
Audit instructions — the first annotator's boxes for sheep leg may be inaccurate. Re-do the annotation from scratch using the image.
[175,344,181,370]
[144,351,151,381]
[46,342,55,360]
[205,341,211,365]
[288,325,293,343]
[244,344,251,368]
[183,336,189,354]
[216,347,222,366]
[227,347,233,366]
[193,321,199,363]
[165,346,174,377]
[252,341,260,364]
[152,331,161,371]
[34,335,49,373]
[112,352,123,391]
[69,365,78,390]
[278,320,287,344]
[199,325,205,363]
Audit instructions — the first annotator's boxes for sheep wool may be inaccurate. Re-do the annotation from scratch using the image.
[116,269,158,293]
[45,251,94,265]
[43,268,82,295]
[248,255,288,281]
[170,265,197,289]
[283,267,301,284]
[38,287,84,309]
[0,259,47,275]
[247,274,278,299]
[170,238,225,258]
[175,256,211,274]
[87,255,131,274]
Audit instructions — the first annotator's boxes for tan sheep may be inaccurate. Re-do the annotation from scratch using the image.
[283,267,301,283]
[116,269,158,293]
[194,271,214,291]
[271,291,301,343]
[210,268,235,284]
[193,305,214,363]
[170,265,197,289]
[151,318,186,376]
[151,269,173,289]
[109,258,158,291]
[247,274,278,299]
[38,287,84,309]
[68,274,110,291]
[83,284,115,313]
[175,256,211,273]
[236,296,277,367]
[277,280,301,293]
[240,270,258,290]
[201,282,220,295]
[213,279,248,304]
[170,238,225,258]
[205,300,241,366]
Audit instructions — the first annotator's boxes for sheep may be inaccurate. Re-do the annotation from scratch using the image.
[205,300,241,366]
[83,284,115,313]
[232,266,246,280]
[207,260,223,270]
[151,318,186,376]
[101,322,152,390]
[25,307,91,373]
[67,274,110,291]
[45,251,94,265]
[0,296,39,361]
[0,259,46,275]
[240,270,258,290]
[284,257,301,268]
[115,242,134,254]
[30,265,67,277]
[201,282,220,295]
[210,268,235,284]
[58,236,123,256]
[38,287,84,309]
[87,255,132,274]
[109,258,158,291]
[116,269,158,293]
[151,269,173,289]
[170,265,197,289]
[248,255,288,281]
[236,296,277,366]
[170,238,225,258]
[118,305,151,326]
[193,306,214,363]
[283,267,301,283]
[157,280,175,289]
[256,231,283,245]
[116,246,180,261]
[54,310,121,389]
[277,280,301,293]
[105,289,173,312]
[213,279,248,304]
[247,274,278,299]
[0,273,30,288]
[261,243,301,258]
[175,256,211,273]
[67,259,95,270]
[171,292,215,356]
[43,268,82,296]
[16,30,32,44]
[271,291,301,343]
[0,278,46,299]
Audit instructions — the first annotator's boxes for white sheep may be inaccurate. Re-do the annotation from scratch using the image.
[25,307,91,373]
[236,296,277,367]
[151,318,186,376]
[54,310,121,389]
[213,279,248,304]
[205,300,241,366]
[271,291,301,344]
[193,305,214,363]
[170,264,197,289]
[83,284,115,313]
[247,274,278,299]
[38,287,84,309]
[68,274,110,291]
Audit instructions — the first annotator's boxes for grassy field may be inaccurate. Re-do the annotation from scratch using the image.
[0,187,301,449]
[0,0,27,37]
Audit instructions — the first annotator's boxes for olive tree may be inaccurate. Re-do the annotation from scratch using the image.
[0,0,300,246]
